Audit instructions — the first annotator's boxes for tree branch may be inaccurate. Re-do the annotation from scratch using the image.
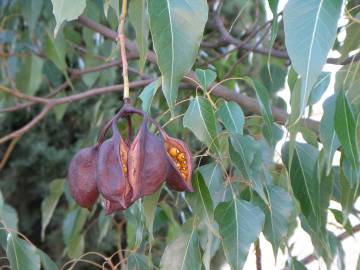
[77,15,320,134]
[0,80,152,145]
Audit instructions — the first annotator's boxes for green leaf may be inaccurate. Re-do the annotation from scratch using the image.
[16,55,43,96]
[199,163,225,206]
[97,210,112,245]
[284,0,343,124]
[183,96,218,152]
[214,199,265,270]
[6,234,41,270]
[335,91,359,169]
[62,207,87,245]
[340,12,360,61]
[51,0,87,36]
[160,230,201,270]
[148,0,208,114]
[38,249,59,270]
[245,78,274,146]
[187,172,214,226]
[282,142,319,218]
[261,185,294,256]
[41,179,65,240]
[308,72,331,106]
[143,187,161,240]
[139,79,161,113]
[320,95,340,175]
[23,0,44,34]
[195,69,217,91]
[335,63,360,108]
[0,204,18,230]
[290,258,307,270]
[260,64,286,94]
[229,134,267,201]
[67,233,84,259]
[129,0,149,72]
[217,101,244,135]
[127,253,150,270]
[43,32,67,73]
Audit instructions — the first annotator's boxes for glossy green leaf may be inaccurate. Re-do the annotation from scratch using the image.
[308,72,331,105]
[139,79,161,113]
[51,0,86,36]
[143,187,161,240]
[217,101,244,135]
[148,0,208,114]
[195,69,217,91]
[38,249,58,270]
[320,95,340,174]
[214,199,265,270]
[16,55,43,96]
[160,230,201,270]
[282,142,319,218]
[262,185,294,255]
[199,163,224,206]
[183,96,218,151]
[0,204,18,230]
[6,234,40,270]
[41,179,65,240]
[334,91,359,169]
[129,0,149,72]
[187,172,213,225]
[284,0,342,124]
[23,0,44,34]
[245,78,274,146]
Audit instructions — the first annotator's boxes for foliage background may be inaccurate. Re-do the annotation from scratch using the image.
[0,0,360,269]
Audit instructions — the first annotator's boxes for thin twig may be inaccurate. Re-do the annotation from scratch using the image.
[118,0,130,100]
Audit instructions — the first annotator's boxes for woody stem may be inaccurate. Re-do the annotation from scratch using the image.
[118,0,130,100]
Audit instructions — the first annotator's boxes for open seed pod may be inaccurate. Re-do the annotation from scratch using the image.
[127,117,168,201]
[159,129,193,192]
[67,146,99,209]
[96,108,168,211]
[96,120,132,209]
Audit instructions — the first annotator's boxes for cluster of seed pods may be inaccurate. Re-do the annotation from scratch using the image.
[68,103,193,214]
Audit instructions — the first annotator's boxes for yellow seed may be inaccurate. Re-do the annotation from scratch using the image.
[122,165,127,174]
[176,163,181,168]
[181,167,187,172]
[169,147,179,157]
[177,153,186,162]
[181,172,187,179]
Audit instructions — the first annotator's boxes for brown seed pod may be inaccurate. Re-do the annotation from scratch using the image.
[67,146,99,209]
[96,114,168,210]
[127,118,168,201]
[159,130,193,192]
[96,121,132,209]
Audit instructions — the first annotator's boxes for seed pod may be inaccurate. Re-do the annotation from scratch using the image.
[67,147,99,209]
[97,116,168,210]
[97,121,132,209]
[159,130,193,192]
[104,199,125,215]
[128,118,168,201]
